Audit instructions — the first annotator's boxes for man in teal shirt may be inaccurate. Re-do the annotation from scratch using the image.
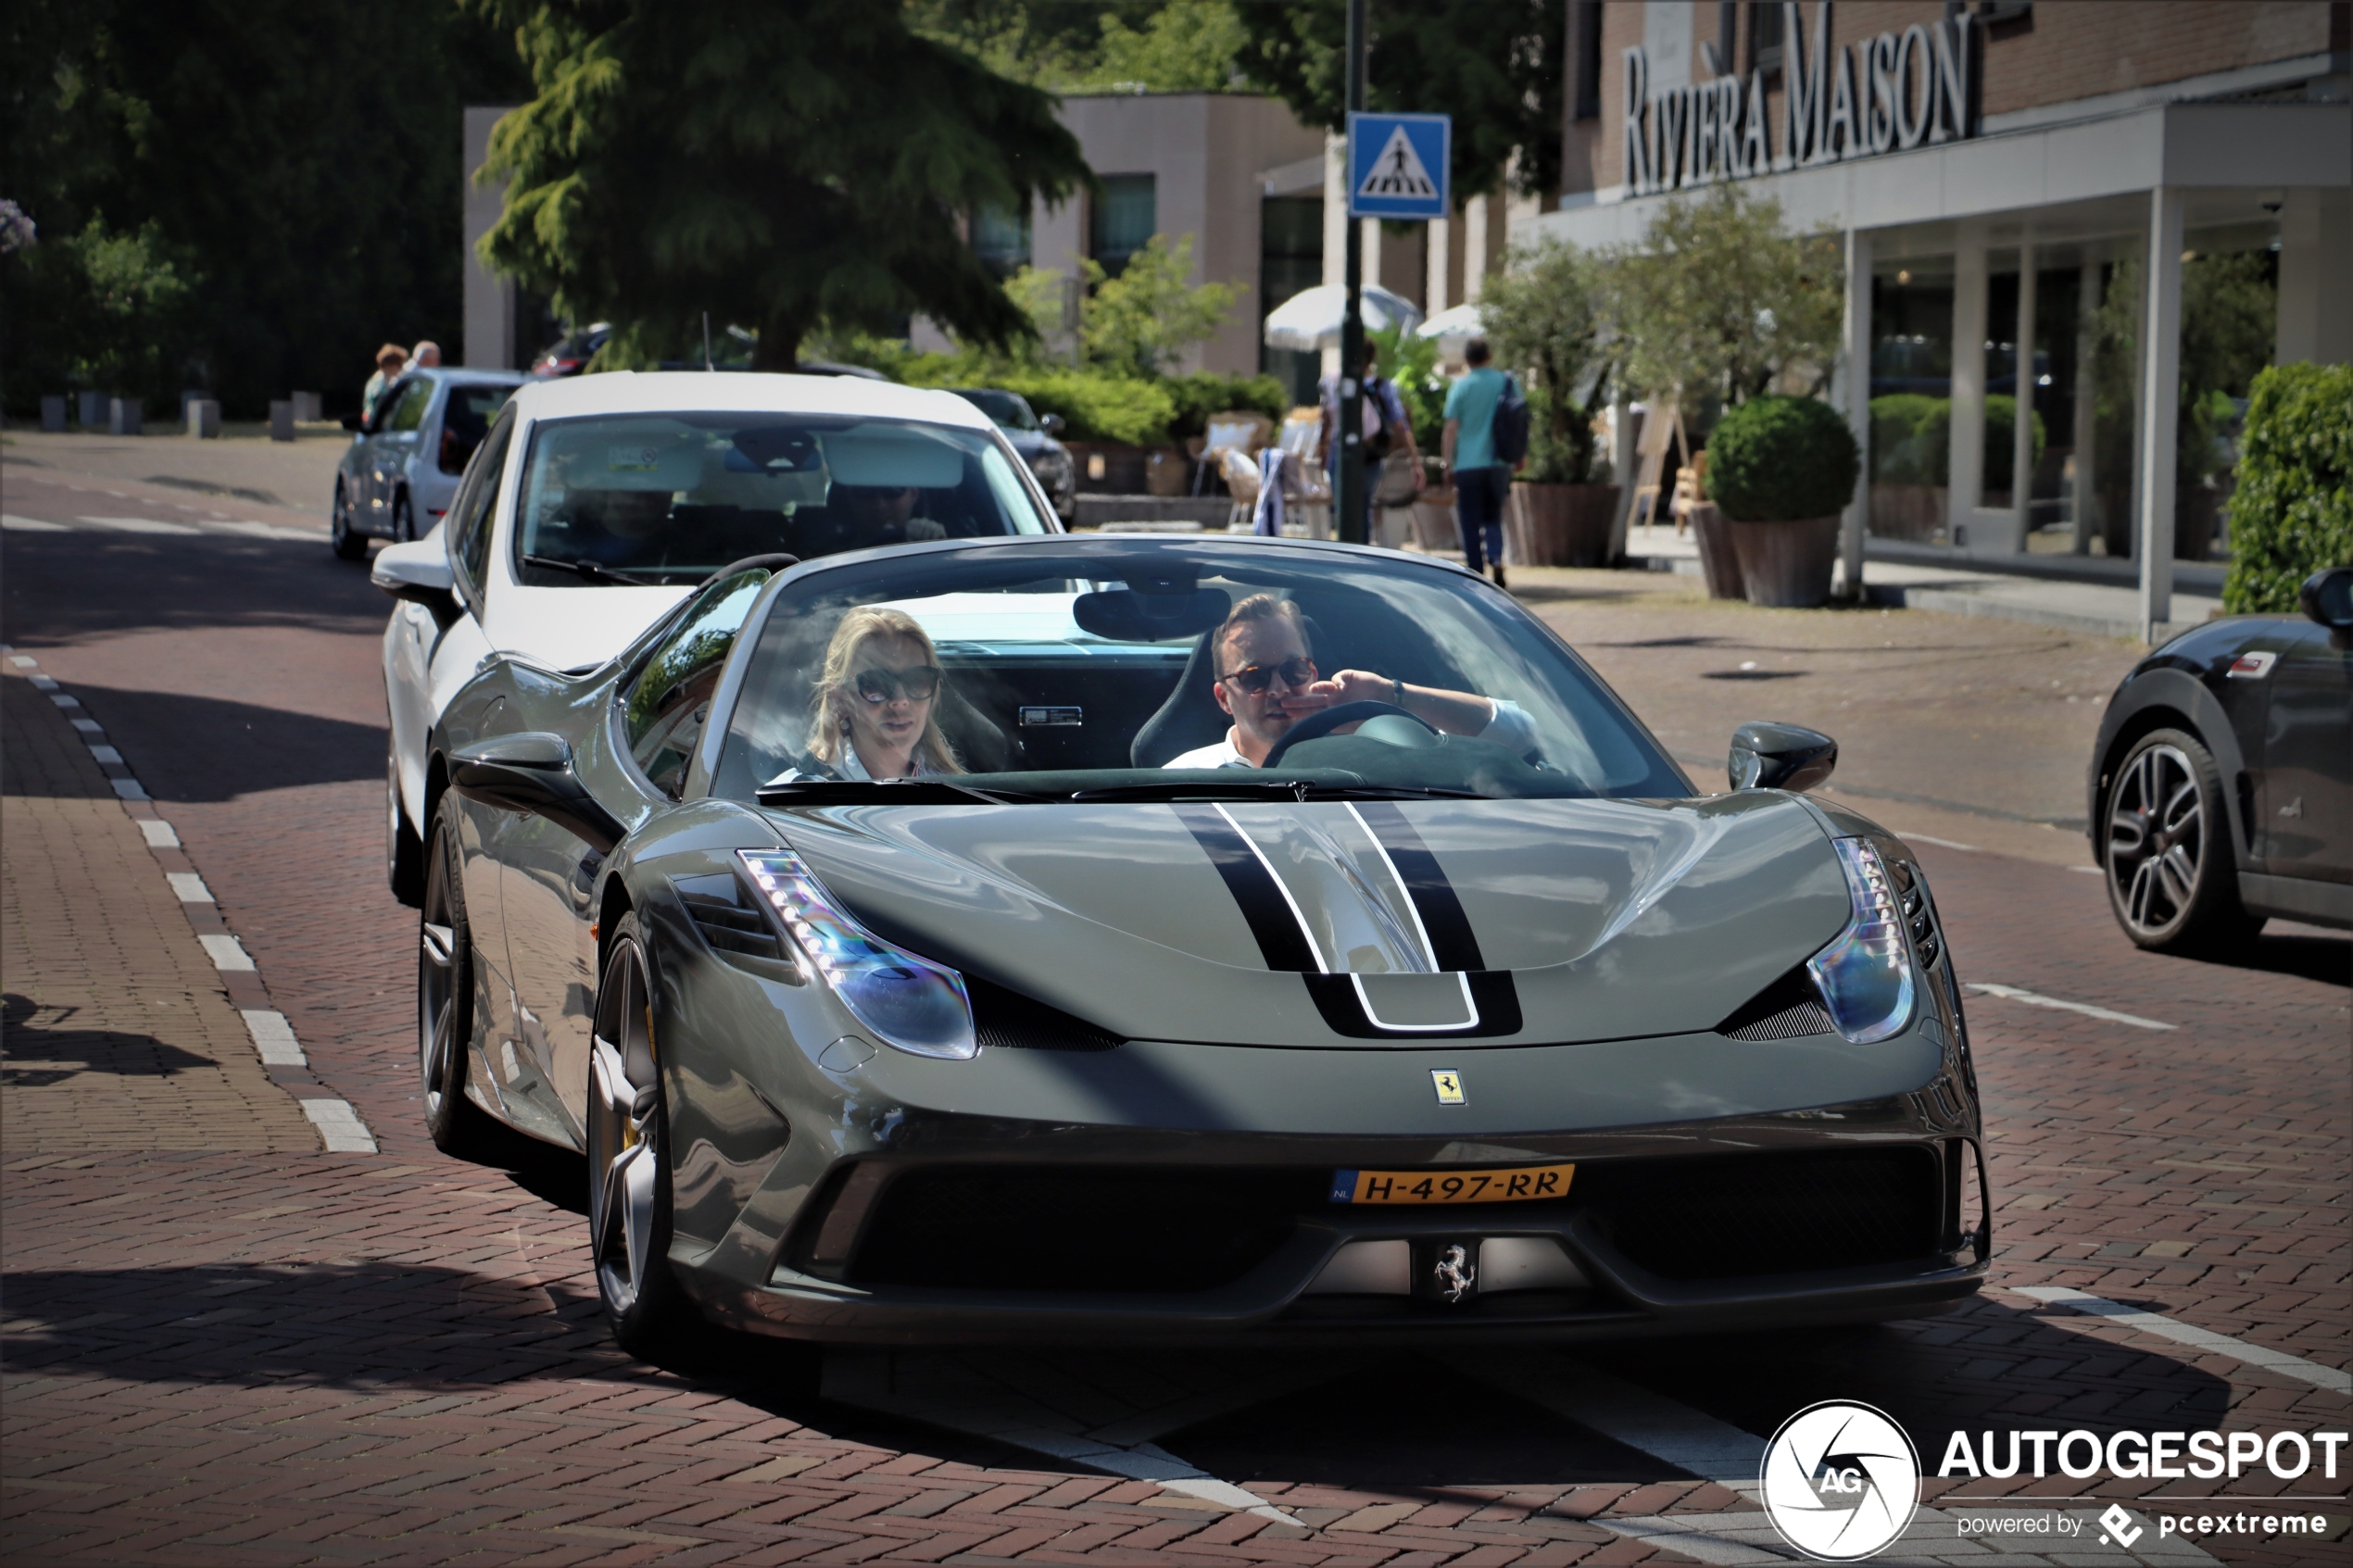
[1441,337,1511,586]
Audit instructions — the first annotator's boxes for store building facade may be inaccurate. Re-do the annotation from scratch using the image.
[1531,0,2350,636]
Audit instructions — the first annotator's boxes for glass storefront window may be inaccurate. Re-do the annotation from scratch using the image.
[1868,257,1955,546]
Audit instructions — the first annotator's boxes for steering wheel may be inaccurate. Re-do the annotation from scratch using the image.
[1262,700,1438,769]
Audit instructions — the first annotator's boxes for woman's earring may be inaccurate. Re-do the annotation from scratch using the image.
[839,716,851,734]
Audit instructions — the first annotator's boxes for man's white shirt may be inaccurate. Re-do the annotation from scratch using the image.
[1161,699,1538,769]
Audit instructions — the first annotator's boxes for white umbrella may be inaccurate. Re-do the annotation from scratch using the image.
[1261,283,1425,351]
[1414,302,1486,340]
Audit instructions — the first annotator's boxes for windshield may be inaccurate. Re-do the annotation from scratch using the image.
[512,412,1051,586]
[710,541,1688,803]
[950,389,1038,432]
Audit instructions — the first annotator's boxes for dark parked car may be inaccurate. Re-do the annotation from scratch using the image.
[950,388,1076,522]
[2089,566,2352,950]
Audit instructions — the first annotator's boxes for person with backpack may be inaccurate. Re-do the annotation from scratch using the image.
[1316,343,1419,546]
[1441,336,1527,587]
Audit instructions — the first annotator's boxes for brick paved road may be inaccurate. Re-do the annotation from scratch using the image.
[3,460,2346,1566]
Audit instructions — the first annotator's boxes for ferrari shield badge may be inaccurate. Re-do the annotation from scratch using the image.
[1430,1069,1466,1105]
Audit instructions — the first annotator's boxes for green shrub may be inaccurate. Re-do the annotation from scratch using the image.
[893,352,1177,445]
[1160,371,1289,443]
[1868,393,2045,489]
[2222,362,2353,613]
[1705,394,1859,521]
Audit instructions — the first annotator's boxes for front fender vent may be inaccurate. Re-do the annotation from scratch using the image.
[1718,965,1833,1041]
[673,872,786,962]
[968,976,1122,1052]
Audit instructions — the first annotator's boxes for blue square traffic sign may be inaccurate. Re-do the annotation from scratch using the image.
[1347,112,1450,220]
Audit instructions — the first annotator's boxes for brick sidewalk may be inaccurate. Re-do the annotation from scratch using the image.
[3,671,316,1155]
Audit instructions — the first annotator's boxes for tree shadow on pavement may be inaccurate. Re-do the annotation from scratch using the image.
[48,683,384,800]
[0,530,385,643]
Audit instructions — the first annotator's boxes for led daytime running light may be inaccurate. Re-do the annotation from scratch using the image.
[736,848,976,1060]
[1806,838,1916,1044]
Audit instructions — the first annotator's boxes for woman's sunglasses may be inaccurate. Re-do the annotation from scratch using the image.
[853,665,943,704]
[1219,657,1316,695]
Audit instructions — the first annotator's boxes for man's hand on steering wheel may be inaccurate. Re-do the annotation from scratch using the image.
[1290,668,1404,714]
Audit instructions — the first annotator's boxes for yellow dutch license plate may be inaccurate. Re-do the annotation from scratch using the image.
[1329,1164,1574,1206]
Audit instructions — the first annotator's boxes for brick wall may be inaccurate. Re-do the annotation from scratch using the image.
[1563,1,2339,197]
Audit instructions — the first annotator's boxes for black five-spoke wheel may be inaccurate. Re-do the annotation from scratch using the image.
[587,913,688,1353]
[331,480,368,560]
[2103,728,2258,953]
[419,797,493,1155]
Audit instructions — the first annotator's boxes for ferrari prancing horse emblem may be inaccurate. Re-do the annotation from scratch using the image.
[1430,1069,1466,1105]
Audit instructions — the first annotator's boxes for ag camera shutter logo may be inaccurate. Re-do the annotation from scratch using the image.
[1762,1400,1922,1561]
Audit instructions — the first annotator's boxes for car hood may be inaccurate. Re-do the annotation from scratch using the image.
[482,582,694,672]
[766,792,1852,1047]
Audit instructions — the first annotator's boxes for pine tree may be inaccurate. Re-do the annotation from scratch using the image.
[475,0,1091,370]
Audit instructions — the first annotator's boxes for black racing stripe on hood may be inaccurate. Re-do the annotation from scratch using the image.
[1171,804,1319,972]
[1350,799,1486,972]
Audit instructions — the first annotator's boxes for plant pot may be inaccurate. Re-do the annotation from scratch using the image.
[1145,446,1189,497]
[1867,483,1946,543]
[1410,490,1458,553]
[1687,504,1747,600]
[1513,482,1621,567]
[1727,514,1841,608]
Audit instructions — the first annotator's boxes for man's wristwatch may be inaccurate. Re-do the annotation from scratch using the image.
[1391,677,1406,707]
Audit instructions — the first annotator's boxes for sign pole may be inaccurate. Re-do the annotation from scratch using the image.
[1338,0,1368,546]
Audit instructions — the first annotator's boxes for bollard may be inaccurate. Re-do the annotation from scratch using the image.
[41,396,67,433]
[180,389,207,421]
[186,399,221,439]
[109,397,143,436]
[269,399,295,442]
[290,391,322,423]
[77,391,107,428]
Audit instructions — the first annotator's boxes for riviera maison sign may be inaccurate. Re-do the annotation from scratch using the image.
[1619,2,1978,195]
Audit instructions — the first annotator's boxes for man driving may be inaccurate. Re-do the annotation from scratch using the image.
[1162,594,1536,769]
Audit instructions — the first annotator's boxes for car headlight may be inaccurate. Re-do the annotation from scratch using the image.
[1806,838,1915,1044]
[1030,449,1072,482]
[736,848,976,1060]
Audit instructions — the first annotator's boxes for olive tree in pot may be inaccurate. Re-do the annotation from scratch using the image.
[1705,395,1861,608]
[1481,240,1618,567]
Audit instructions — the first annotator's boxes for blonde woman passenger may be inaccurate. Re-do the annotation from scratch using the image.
[772,607,964,783]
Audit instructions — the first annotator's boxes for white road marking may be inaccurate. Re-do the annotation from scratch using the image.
[823,1349,1334,1522]
[71,718,103,734]
[139,819,181,848]
[208,519,321,541]
[47,691,77,705]
[31,675,59,691]
[88,744,122,765]
[1966,981,2175,1031]
[1902,833,1979,852]
[241,1010,307,1068]
[167,872,213,903]
[299,1098,378,1154]
[2069,864,2103,874]
[199,934,254,972]
[1,514,70,532]
[2008,1286,2353,1395]
[80,516,200,534]
[110,778,148,801]
[7,654,37,667]
[1446,1352,1765,1489]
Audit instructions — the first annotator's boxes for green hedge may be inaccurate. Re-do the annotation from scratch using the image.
[1869,394,2045,488]
[1705,395,1859,521]
[891,355,1286,446]
[2222,362,2353,613]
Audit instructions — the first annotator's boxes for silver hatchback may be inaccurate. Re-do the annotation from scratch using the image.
[332,369,526,559]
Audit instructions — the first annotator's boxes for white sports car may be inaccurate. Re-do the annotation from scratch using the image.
[371,371,1064,905]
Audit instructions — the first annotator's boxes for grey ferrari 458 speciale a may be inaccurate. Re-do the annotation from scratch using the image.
[408,477,1986,1354]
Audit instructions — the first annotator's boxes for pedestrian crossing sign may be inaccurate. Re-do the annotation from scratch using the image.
[1348,112,1450,220]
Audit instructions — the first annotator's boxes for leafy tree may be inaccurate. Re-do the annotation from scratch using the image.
[1002,234,1243,377]
[1,0,529,415]
[1610,185,1843,413]
[1478,238,1614,483]
[915,1,1248,93]
[1229,1,1562,200]
[474,0,1091,371]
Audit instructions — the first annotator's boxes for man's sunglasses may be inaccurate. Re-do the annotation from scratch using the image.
[1218,657,1316,695]
[853,666,944,703]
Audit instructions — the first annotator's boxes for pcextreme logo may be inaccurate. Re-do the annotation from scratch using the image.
[1761,1400,1922,1562]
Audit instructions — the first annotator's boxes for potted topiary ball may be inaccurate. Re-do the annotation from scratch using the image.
[1705,395,1861,608]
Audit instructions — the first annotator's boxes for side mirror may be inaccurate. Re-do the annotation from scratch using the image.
[1730,721,1838,793]
[2299,565,2353,648]
[448,732,625,854]
[1039,412,1066,437]
[371,538,458,621]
